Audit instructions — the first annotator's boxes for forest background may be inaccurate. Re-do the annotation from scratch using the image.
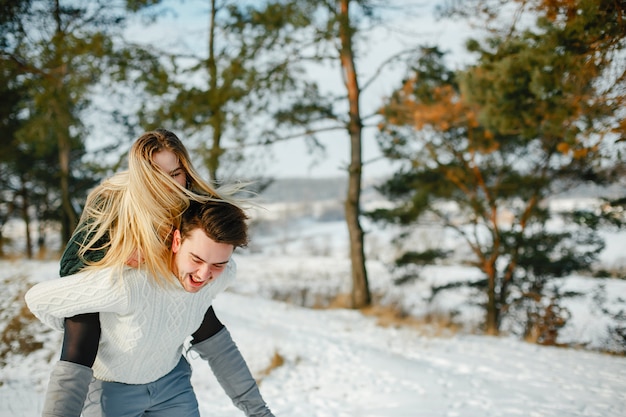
[1,0,625,352]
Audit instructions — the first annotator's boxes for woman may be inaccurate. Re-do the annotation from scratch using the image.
[42,129,272,417]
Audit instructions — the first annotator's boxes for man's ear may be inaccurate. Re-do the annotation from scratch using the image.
[171,229,182,253]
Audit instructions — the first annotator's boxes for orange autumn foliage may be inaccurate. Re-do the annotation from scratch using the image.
[386,77,498,153]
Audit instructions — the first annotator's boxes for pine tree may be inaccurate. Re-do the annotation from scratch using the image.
[374,0,625,339]
[1,0,169,246]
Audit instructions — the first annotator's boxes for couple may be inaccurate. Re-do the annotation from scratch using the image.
[25,130,274,417]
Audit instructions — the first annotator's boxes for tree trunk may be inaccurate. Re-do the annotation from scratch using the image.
[19,178,32,259]
[53,0,77,243]
[338,0,370,308]
[205,0,222,182]
[484,262,499,335]
[58,130,76,242]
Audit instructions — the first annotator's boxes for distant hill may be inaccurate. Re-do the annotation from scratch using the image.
[259,177,626,204]
[258,177,388,203]
[551,182,626,200]
[259,177,348,202]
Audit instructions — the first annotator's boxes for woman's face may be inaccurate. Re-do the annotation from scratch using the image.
[153,150,187,187]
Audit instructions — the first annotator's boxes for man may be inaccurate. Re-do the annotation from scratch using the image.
[26,200,274,417]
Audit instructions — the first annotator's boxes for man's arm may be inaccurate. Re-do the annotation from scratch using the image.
[191,305,225,342]
[40,361,93,417]
[39,314,100,417]
[61,313,100,366]
[39,229,104,417]
[191,306,275,417]
[59,227,104,367]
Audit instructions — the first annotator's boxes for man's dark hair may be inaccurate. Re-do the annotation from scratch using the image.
[179,199,249,248]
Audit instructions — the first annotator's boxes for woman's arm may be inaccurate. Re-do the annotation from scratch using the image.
[25,268,129,332]
[59,228,107,276]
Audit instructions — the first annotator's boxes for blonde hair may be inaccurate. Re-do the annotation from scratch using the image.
[75,129,246,285]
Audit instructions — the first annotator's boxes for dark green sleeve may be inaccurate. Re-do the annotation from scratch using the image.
[59,227,108,277]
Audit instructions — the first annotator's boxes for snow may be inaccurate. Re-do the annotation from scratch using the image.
[1,199,626,417]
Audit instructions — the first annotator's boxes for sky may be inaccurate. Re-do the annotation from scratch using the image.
[1,196,625,417]
[113,0,478,180]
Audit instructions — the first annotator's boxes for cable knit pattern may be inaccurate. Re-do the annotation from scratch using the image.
[25,262,235,384]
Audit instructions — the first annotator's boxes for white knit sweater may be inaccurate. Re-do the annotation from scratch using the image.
[25,262,235,384]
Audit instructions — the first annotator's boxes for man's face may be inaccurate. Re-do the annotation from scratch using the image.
[171,228,234,293]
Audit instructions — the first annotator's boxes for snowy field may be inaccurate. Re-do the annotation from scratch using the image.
[0,196,625,417]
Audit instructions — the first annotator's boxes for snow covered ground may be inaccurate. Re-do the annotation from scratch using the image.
[1,197,625,416]
[1,258,625,417]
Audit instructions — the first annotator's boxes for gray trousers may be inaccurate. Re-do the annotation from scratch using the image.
[83,356,199,417]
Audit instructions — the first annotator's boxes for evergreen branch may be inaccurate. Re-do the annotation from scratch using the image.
[246,125,346,148]
[360,47,419,93]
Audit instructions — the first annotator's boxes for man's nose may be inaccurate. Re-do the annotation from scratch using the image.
[198,265,213,282]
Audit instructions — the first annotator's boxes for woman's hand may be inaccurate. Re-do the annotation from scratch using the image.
[125,250,144,268]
